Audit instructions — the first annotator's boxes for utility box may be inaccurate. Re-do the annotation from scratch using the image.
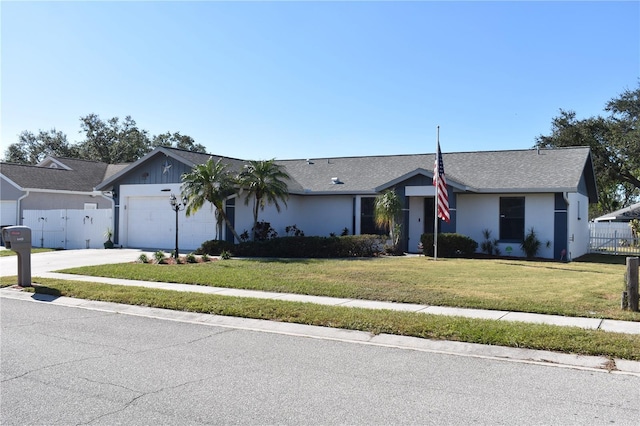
[2,226,32,287]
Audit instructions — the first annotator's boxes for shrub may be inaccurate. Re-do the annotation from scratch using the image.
[253,221,278,241]
[153,250,167,264]
[196,239,235,255]
[521,227,541,258]
[480,229,500,255]
[201,253,210,262]
[420,233,478,258]
[233,235,384,258]
[138,253,149,264]
[285,225,304,237]
[220,250,231,260]
[186,252,198,263]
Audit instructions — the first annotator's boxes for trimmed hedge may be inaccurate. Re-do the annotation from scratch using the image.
[196,235,385,258]
[195,240,235,256]
[420,233,478,258]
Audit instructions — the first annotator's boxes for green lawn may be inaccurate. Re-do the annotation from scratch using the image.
[0,248,56,256]
[58,255,640,322]
[4,278,638,361]
[3,254,639,361]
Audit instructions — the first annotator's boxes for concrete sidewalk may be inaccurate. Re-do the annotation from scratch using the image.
[1,248,639,375]
[1,249,638,335]
[10,270,640,336]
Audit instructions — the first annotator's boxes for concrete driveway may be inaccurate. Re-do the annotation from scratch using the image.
[0,248,148,277]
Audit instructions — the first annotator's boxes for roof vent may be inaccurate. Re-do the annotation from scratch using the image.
[331,177,343,185]
[306,159,314,165]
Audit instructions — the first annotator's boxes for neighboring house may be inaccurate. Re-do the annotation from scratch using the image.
[96,146,597,260]
[590,201,640,247]
[0,157,126,249]
[593,202,640,223]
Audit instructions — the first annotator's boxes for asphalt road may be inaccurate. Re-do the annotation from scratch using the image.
[2,298,638,425]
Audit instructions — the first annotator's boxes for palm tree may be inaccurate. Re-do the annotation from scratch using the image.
[237,159,290,241]
[374,189,402,250]
[181,157,241,242]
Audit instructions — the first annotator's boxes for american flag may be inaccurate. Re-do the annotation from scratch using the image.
[433,142,450,223]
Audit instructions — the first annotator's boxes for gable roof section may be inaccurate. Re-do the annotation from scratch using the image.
[95,147,247,190]
[0,157,115,192]
[442,147,597,198]
[276,155,466,195]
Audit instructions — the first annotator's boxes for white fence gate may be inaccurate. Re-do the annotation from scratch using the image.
[23,209,113,249]
[589,222,640,255]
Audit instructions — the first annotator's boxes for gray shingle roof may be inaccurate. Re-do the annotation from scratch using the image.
[1,157,114,192]
[91,146,596,199]
[276,147,595,196]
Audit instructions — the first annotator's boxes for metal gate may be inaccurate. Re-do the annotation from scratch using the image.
[22,209,113,249]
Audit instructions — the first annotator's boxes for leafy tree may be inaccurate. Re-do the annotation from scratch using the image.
[151,132,207,153]
[77,114,151,163]
[4,114,205,164]
[181,157,241,242]
[4,129,78,164]
[535,85,640,217]
[374,189,402,250]
[237,159,290,241]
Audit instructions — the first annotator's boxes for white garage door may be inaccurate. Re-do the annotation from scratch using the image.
[125,196,217,251]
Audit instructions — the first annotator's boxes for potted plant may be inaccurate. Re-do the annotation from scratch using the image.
[104,228,114,249]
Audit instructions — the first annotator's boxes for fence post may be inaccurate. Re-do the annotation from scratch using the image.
[627,257,639,312]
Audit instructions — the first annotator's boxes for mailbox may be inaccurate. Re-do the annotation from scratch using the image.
[2,226,32,287]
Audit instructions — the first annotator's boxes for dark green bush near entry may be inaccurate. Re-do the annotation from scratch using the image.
[421,233,478,258]
[198,235,384,258]
[196,240,235,255]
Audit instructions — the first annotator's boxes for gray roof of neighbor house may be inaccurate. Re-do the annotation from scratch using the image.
[0,157,127,192]
[593,202,640,222]
[276,147,597,201]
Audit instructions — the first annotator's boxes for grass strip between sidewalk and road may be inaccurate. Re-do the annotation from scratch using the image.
[57,256,640,322]
[2,276,639,361]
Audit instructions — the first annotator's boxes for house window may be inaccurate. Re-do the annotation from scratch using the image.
[500,197,524,241]
[360,197,386,235]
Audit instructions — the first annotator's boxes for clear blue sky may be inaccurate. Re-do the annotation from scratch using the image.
[2,1,638,161]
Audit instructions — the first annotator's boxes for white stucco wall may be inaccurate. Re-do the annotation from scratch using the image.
[237,194,354,237]
[457,193,555,258]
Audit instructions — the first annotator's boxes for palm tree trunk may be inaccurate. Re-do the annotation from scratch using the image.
[214,203,241,243]
[252,198,259,241]
[219,210,241,242]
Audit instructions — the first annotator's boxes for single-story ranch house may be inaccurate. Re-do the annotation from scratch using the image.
[85,146,597,260]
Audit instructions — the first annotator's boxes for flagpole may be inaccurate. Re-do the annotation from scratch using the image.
[433,126,439,261]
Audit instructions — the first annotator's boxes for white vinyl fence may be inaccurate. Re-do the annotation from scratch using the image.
[589,222,640,255]
[22,209,113,249]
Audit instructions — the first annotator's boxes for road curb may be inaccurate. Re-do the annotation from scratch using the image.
[2,287,639,376]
